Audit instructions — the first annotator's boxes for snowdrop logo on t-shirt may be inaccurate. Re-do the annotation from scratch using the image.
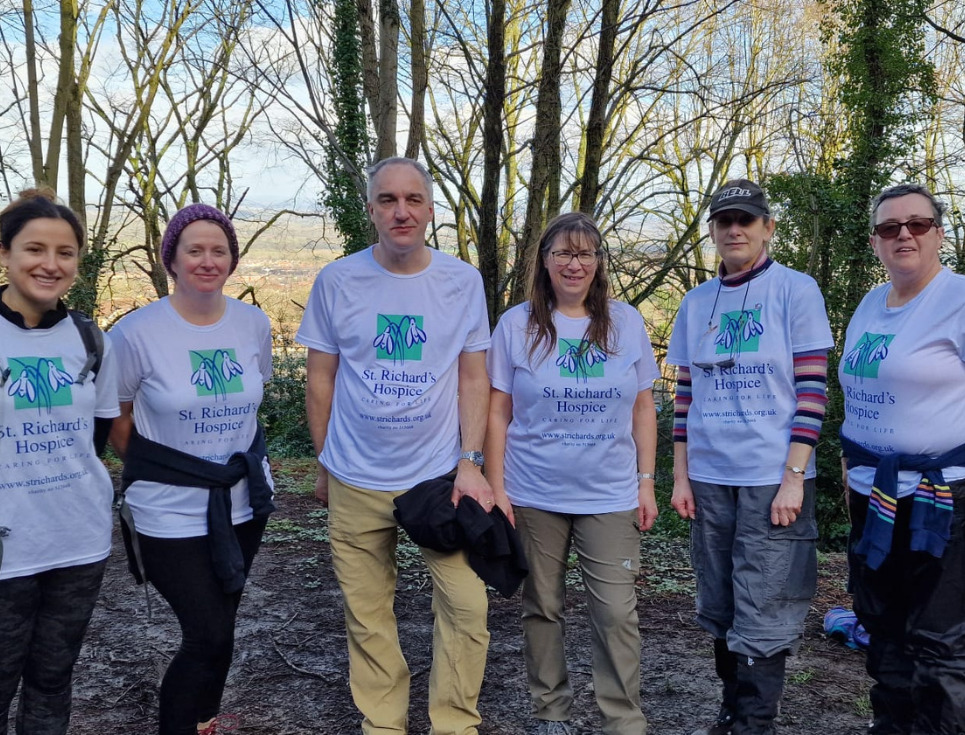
[1,357,90,462]
[843,332,893,380]
[357,314,436,425]
[556,339,606,381]
[373,314,426,363]
[697,304,780,422]
[180,349,256,442]
[843,332,897,429]
[538,339,617,445]
[715,307,764,357]
[189,349,245,398]
[5,357,75,412]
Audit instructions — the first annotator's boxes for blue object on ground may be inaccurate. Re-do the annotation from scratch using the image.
[824,606,870,651]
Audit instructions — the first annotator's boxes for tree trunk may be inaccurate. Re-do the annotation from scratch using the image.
[43,0,78,189]
[65,77,85,227]
[22,0,44,184]
[404,0,427,159]
[510,0,570,306]
[477,0,506,323]
[577,0,618,215]
[357,0,399,162]
[376,0,400,159]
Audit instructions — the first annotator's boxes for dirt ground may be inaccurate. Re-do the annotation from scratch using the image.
[63,466,873,735]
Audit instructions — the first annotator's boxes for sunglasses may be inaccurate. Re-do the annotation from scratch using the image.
[692,356,736,371]
[871,217,937,240]
[711,212,759,228]
[691,320,739,371]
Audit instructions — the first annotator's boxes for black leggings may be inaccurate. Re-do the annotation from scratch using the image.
[0,560,107,735]
[138,518,265,735]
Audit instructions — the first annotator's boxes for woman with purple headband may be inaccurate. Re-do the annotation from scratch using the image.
[110,204,274,735]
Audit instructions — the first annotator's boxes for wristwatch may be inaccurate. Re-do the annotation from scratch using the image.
[459,451,485,467]
[785,465,805,475]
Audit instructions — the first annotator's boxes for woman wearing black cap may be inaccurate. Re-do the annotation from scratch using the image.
[109,204,274,735]
[666,180,833,735]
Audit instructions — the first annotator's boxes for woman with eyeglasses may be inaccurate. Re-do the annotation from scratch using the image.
[666,179,833,735]
[0,189,119,735]
[840,184,965,734]
[486,212,660,735]
[109,204,274,735]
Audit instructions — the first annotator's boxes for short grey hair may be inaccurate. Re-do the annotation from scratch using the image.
[870,184,946,232]
[366,157,434,203]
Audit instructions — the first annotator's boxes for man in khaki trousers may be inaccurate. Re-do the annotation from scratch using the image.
[297,157,496,735]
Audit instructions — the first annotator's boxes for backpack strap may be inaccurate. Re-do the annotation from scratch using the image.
[68,310,104,385]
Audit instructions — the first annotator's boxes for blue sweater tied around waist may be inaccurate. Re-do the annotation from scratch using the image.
[840,433,964,570]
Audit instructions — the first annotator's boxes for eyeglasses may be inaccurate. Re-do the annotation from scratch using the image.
[549,250,600,266]
[711,212,758,228]
[871,217,938,240]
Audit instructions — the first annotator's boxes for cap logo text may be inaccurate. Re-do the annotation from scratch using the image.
[717,187,753,201]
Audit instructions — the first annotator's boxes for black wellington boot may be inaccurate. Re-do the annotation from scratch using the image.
[691,638,739,735]
[732,651,787,735]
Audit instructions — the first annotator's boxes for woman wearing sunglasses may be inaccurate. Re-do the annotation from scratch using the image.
[486,212,660,735]
[840,184,965,734]
[666,179,833,735]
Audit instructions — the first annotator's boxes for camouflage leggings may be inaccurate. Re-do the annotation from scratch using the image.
[0,560,107,735]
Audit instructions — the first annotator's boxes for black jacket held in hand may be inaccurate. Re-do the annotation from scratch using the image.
[393,475,528,598]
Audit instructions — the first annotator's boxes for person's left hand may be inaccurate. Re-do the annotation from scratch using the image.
[451,462,497,512]
[637,480,658,532]
[771,472,805,526]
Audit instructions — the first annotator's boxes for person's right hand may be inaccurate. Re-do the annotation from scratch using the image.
[315,465,330,506]
[671,476,697,520]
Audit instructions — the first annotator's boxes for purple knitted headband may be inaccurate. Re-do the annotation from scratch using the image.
[160,203,239,276]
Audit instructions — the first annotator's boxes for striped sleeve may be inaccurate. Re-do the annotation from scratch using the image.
[790,350,828,446]
[673,366,692,443]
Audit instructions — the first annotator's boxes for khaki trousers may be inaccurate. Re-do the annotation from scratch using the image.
[515,506,648,735]
[328,476,490,735]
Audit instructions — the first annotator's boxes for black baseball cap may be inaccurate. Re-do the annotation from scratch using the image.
[707,179,771,220]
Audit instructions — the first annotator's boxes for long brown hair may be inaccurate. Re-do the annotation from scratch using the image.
[526,212,614,362]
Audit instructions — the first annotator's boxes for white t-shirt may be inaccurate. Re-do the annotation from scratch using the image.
[840,268,965,497]
[488,301,660,513]
[110,297,273,537]
[0,314,119,580]
[296,246,490,491]
[666,262,833,485]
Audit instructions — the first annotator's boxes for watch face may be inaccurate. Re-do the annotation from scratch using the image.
[462,451,484,466]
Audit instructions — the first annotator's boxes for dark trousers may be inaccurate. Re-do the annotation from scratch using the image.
[849,483,965,735]
[138,518,265,735]
[0,559,107,735]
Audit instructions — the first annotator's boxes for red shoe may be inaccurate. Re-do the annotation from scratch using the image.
[198,714,241,734]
